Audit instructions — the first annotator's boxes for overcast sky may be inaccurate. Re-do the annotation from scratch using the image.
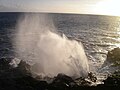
[0,0,120,16]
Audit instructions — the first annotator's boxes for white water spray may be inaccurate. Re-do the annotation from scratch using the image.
[14,14,89,78]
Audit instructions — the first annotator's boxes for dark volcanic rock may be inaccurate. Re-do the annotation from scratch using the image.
[102,48,120,69]
[0,58,99,90]
[100,48,120,87]
[107,47,120,65]
[49,73,76,89]
[15,76,48,90]
[1,57,120,90]
[0,57,12,71]
[0,57,48,90]
[53,73,74,83]
[17,60,31,74]
[103,71,120,86]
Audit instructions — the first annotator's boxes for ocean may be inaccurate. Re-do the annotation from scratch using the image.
[0,12,120,80]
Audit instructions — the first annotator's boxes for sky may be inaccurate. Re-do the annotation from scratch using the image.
[0,0,120,16]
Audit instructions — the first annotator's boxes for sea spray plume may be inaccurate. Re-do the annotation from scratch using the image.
[14,13,89,78]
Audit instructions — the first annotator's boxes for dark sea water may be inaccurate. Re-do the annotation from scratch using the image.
[53,14,120,69]
[0,12,120,81]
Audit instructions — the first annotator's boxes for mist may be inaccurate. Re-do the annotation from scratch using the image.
[13,13,89,78]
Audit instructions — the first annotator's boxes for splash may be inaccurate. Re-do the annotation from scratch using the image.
[14,13,89,78]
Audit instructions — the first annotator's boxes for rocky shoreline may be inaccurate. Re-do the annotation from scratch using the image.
[0,48,120,90]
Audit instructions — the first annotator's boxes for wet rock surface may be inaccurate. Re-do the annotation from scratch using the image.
[107,47,120,66]
[1,49,120,90]
[99,48,120,87]
[101,47,120,72]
